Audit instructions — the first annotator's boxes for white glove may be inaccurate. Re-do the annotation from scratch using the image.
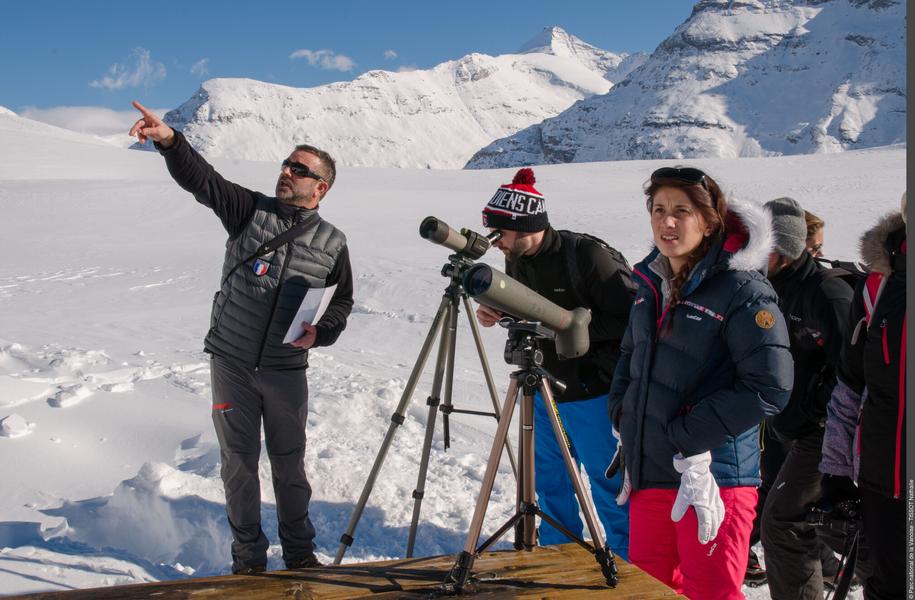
[671,452,725,544]
[605,427,632,505]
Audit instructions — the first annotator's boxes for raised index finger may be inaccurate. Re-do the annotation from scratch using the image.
[131,100,156,120]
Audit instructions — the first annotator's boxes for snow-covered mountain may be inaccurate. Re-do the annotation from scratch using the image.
[158,28,643,169]
[517,26,647,82]
[466,0,906,168]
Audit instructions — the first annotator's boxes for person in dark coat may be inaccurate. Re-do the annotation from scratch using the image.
[129,101,353,574]
[758,198,853,600]
[608,166,792,600]
[820,193,906,600]
[475,168,635,558]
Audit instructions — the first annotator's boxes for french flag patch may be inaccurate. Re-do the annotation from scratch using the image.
[252,258,270,276]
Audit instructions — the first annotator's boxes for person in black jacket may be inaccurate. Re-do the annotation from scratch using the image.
[129,101,354,574]
[820,194,906,600]
[758,198,853,600]
[475,168,635,558]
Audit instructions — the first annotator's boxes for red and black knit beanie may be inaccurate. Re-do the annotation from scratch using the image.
[481,168,549,232]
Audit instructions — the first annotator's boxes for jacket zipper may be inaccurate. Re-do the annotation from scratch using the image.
[632,269,660,317]
[255,246,295,370]
[630,267,662,488]
[633,268,665,333]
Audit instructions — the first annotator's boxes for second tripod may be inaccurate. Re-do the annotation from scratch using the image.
[442,322,619,593]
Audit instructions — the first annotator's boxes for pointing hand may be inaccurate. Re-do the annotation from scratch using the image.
[129,100,175,147]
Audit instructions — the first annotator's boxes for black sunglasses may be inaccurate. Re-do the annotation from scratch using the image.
[281,159,325,182]
[651,167,709,191]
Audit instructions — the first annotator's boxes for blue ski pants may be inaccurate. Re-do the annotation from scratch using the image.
[533,392,629,560]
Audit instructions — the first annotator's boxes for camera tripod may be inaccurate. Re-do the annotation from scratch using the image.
[333,253,518,564]
[442,322,618,593]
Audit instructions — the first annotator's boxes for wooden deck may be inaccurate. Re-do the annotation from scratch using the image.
[14,544,685,599]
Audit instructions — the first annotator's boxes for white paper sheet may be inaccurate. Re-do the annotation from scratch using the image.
[283,284,338,344]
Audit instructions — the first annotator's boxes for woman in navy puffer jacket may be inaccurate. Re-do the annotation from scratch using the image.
[608,167,793,600]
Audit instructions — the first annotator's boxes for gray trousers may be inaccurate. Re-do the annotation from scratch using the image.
[761,429,826,600]
[210,356,315,571]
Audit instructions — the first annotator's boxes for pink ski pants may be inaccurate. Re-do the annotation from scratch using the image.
[629,486,757,600]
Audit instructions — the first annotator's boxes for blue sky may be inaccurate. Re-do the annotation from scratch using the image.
[1,1,692,116]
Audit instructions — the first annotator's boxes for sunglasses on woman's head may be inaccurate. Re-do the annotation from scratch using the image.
[651,167,709,191]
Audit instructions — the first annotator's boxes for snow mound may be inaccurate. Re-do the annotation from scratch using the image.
[42,462,230,575]
[0,413,33,438]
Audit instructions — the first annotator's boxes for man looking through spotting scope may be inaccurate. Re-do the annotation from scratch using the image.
[475,169,635,558]
[129,101,354,575]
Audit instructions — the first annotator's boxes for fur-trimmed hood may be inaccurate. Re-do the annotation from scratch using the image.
[859,211,906,275]
[639,195,775,277]
[722,196,775,272]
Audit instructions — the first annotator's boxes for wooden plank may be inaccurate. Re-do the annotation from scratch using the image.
[13,544,685,599]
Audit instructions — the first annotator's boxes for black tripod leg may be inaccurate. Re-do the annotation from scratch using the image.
[442,376,521,593]
[462,295,518,479]
[333,296,449,564]
[477,511,526,554]
[441,294,459,449]
[513,397,525,549]
[406,301,454,557]
[518,392,537,549]
[539,382,618,587]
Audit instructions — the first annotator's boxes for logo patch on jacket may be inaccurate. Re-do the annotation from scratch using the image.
[679,300,724,321]
[755,310,776,329]
[253,259,269,276]
[252,251,275,277]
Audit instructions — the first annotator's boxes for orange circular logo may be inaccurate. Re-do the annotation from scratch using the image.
[755,310,776,329]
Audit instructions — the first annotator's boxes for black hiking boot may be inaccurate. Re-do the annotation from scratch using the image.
[744,551,767,587]
[286,551,322,570]
[232,563,267,576]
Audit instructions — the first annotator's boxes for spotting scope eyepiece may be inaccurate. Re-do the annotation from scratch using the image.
[463,264,591,359]
[419,216,502,260]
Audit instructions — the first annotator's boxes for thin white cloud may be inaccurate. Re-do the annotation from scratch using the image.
[397,65,418,72]
[289,49,355,72]
[21,105,170,137]
[384,49,398,60]
[190,58,210,77]
[89,48,166,90]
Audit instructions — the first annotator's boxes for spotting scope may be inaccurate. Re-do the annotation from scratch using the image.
[462,264,591,359]
[419,216,502,260]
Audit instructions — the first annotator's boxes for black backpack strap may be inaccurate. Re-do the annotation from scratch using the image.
[221,211,320,286]
[558,230,588,308]
[557,230,633,309]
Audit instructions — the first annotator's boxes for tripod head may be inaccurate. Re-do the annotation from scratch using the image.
[500,319,566,395]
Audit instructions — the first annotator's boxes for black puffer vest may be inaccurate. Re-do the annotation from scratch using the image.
[207,197,346,369]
